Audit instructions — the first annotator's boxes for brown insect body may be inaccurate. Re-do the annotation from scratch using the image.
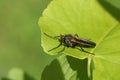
[44,33,96,54]
[60,34,96,48]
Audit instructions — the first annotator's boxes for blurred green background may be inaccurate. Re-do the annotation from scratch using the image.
[0,0,55,80]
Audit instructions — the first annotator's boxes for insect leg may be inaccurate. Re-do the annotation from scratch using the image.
[58,46,66,53]
[48,43,62,52]
[74,34,79,37]
[44,33,60,39]
[79,47,95,55]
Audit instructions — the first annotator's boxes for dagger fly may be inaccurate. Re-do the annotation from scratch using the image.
[44,33,96,55]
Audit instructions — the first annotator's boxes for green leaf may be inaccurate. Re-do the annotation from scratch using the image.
[92,22,120,80]
[39,0,120,79]
[41,54,89,80]
[93,56,120,80]
[39,0,117,58]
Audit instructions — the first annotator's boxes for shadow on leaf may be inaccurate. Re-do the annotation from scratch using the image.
[41,54,94,80]
[41,59,65,80]
[24,72,35,80]
[66,56,90,80]
[1,77,11,80]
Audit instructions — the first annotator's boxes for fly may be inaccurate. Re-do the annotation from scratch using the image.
[44,33,96,55]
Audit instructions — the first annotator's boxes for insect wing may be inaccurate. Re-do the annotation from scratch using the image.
[73,37,96,48]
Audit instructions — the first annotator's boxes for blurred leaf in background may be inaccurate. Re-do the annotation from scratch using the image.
[0,0,55,80]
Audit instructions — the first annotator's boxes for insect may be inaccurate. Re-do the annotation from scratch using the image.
[44,33,96,55]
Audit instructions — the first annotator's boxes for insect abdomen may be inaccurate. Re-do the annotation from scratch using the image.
[78,41,96,48]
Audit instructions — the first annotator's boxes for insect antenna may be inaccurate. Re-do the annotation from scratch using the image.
[44,33,60,40]
[57,46,66,53]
